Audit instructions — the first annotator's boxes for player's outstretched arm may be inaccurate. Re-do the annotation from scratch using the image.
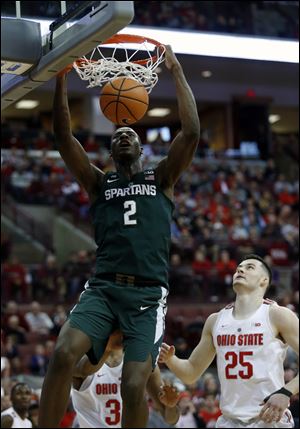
[259,306,299,423]
[159,313,217,384]
[156,45,200,190]
[146,366,180,425]
[53,71,104,198]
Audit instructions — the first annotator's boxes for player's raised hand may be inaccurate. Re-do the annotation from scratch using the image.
[158,342,175,364]
[164,45,181,72]
[158,381,180,408]
[258,394,290,423]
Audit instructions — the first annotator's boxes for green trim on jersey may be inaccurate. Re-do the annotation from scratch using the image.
[89,170,174,288]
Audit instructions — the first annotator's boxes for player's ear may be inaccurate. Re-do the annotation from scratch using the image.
[261,276,268,289]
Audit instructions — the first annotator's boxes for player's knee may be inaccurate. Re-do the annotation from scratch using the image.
[51,343,78,371]
[121,378,144,404]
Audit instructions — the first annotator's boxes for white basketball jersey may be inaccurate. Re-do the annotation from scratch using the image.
[213,300,288,422]
[1,407,32,428]
[71,361,123,428]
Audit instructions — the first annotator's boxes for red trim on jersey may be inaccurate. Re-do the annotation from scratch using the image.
[225,303,235,309]
[284,410,292,423]
[263,298,276,305]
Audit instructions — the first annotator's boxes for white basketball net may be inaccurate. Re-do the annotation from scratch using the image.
[73,37,165,93]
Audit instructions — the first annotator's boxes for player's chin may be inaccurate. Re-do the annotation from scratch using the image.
[232,279,246,288]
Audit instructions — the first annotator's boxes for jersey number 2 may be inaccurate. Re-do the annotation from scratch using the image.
[225,351,253,379]
[105,399,121,425]
[124,200,137,225]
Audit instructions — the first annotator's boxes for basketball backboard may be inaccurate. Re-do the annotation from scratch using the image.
[1,1,134,111]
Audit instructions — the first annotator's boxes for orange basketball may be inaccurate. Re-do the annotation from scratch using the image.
[99,76,149,125]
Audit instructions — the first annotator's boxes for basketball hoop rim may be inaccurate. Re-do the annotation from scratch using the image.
[103,33,164,48]
[74,34,165,67]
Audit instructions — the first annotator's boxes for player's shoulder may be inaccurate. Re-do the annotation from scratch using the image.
[1,412,14,425]
[269,302,298,326]
[204,303,234,333]
[269,301,297,315]
[203,312,219,333]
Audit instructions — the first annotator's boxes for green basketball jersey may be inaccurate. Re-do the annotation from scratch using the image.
[89,169,174,287]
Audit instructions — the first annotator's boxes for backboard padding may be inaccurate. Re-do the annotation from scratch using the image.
[1,1,134,110]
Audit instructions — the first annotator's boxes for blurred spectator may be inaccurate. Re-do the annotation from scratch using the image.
[51,305,67,337]
[213,250,236,298]
[2,256,31,302]
[229,216,249,241]
[24,301,54,335]
[175,391,205,428]
[3,316,27,345]
[201,373,220,398]
[198,393,222,428]
[33,254,60,301]
[2,336,22,376]
[262,212,282,240]
[192,249,212,279]
[34,131,51,150]
[2,301,30,332]
[63,251,92,300]
[29,344,48,376]
[132,1,299,39]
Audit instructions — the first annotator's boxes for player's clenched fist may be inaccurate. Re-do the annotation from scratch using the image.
[158,343,175,364]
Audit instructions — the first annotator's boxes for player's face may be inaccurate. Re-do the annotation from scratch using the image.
[11,384,32,411]
[111,127,142,163]
[232,259,268,291]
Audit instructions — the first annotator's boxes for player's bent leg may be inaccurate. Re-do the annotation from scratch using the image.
[121,355,153,428]
[38,320,92,428]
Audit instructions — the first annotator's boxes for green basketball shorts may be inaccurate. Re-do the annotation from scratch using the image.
[68,279,168,368]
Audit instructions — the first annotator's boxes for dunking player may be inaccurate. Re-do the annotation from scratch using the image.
[38,44,200,428]
[159,255,299,428]
[71,331,179,428]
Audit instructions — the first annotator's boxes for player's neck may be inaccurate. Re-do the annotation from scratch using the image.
[13,407,27,420]
[233,293,264,319]
[116,160,143,179]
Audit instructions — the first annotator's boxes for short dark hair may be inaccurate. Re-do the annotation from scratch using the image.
[11,382,28,396]
[239,254,272,285]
